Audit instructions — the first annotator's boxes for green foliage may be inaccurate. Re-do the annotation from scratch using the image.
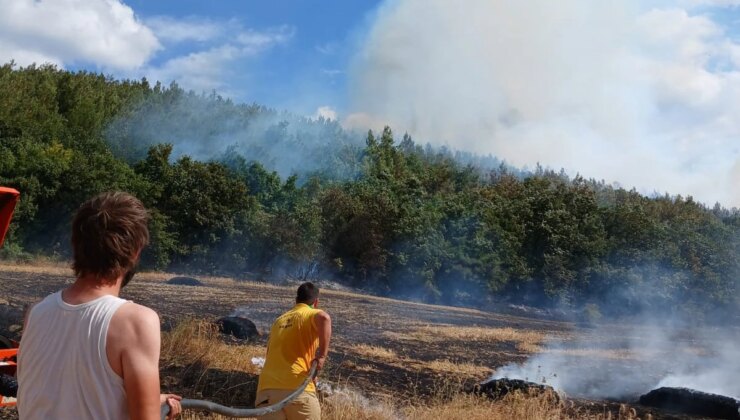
[134,144,257,273]
[0,63,737,316]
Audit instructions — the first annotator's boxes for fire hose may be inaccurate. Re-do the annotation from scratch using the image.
[160,361,318,419]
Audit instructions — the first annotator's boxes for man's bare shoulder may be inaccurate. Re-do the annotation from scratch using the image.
[106,302,160,377]
[115,302,159,322]
[312,310,331,326]
[110,302,160,339]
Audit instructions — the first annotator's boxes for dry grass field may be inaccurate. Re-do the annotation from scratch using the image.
[0,263,716,419]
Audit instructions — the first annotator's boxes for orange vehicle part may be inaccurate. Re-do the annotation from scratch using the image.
[0,187,20,248]
[0,187,19,407]
[0,346,18,407]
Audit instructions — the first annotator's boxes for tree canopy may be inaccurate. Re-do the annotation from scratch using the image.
[1,63,737,317]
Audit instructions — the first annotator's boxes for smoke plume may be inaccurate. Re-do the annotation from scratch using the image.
[105,92,362,180]
[348,0,740,207]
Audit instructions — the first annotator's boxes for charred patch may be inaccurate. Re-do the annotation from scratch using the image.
[639,387,740,420]
[470,377,559,402]
[216,316,260,340]
[167,276,203,286]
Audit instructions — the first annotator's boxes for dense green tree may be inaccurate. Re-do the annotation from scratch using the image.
[0,63,737,317]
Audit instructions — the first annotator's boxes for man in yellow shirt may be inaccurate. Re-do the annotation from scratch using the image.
[256,282,332,420]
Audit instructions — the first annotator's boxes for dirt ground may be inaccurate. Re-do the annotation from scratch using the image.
[0,264,727,419]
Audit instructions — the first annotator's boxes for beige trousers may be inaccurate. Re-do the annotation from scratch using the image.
[255,389,321,420]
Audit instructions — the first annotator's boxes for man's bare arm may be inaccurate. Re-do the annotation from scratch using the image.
[313,311,332,371]
[114,304,164,420]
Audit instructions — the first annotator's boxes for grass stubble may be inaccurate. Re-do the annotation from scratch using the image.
[165,320,644,420]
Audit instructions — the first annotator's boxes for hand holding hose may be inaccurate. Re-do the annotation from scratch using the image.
[314,355,327,372]
[160,361,318,419]
[160,394,182,419]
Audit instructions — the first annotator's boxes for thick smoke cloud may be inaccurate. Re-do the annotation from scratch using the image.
[348,0,740,208]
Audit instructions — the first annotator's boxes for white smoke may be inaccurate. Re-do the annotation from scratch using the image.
[104,92,361,180]
[348,0,740,207]
[492,323,740,400]
[656,336,740,398]
[314,106,338,121]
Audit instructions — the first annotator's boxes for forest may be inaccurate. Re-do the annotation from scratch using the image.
[1,63,738,317]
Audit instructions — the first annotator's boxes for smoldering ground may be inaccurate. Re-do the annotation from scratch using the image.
[492,310,740,401]
[487,259,740,402]
[384,256,740,403]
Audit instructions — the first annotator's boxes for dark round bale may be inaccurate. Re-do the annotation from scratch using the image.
[470,378,559,402]
[167,276,203,286]
[216,316,260,340]
[639,387,740,420]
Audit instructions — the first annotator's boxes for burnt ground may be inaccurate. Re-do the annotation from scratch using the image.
[0,265,734,419]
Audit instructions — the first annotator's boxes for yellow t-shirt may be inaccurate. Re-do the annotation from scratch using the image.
[257,303,322,393]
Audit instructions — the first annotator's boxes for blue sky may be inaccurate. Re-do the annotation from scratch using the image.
[0,0,738,207]
[93,1,382,114]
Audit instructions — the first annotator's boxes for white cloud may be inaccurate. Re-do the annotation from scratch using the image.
[142,25,294,93]
[0,2,293,96]
[236,25,295,53]
[314,106,338,120]
[145,45,240,93]
[348,0,740,207]
[145,16,224,43]
[0,41,61,68]
[0,0,159,70]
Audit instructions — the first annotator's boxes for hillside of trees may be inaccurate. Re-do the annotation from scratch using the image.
[1,63,738,317]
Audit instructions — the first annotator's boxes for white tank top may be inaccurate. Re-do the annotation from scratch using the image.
[17,291,129,420]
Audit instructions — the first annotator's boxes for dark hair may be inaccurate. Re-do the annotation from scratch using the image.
[296,282,319,304]
[71,192,149,281]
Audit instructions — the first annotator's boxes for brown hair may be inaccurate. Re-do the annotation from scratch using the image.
[71,192,150,281]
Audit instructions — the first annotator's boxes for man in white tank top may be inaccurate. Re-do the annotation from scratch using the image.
[17,192,182,419]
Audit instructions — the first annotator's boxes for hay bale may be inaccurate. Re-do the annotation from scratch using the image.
[216,316,260,340]
[639,387,740,420]
[167,276,203,286]
[470,377,559,402]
